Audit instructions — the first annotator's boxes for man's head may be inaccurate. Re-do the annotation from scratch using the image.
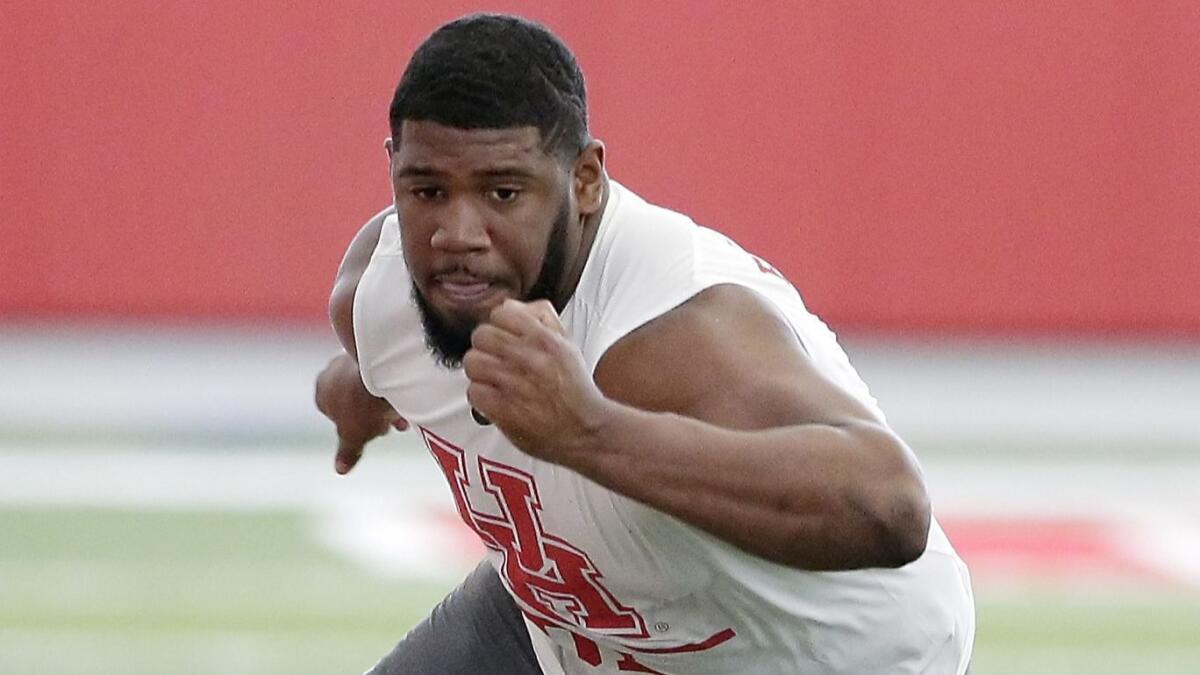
[389,13,589,163]
[386,14,606,368]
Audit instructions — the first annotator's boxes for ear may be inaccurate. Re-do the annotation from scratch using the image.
[384,137,400,202]
[573,140,606,216]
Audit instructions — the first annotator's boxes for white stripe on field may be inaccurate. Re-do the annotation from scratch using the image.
[2,446,1199,588]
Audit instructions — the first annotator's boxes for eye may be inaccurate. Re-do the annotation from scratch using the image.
[489,187,520,203]
[410,186,444,201]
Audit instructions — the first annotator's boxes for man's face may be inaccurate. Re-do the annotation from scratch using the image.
[388,120,579,368]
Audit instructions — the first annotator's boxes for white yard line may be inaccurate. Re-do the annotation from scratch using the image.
[0,443,472,582]
[1120,512,1200,589]
[3,446,1199,588]
[313,501,480,581]
[0,442,445,511]
[923,457,1200,521]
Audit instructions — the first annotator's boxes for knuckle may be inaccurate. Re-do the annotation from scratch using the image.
[534,332,560,354]
[462,352,482,377]
[471,324,498,349]
[489,300,513,321]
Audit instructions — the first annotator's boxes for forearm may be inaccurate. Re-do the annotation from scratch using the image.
[565,402,931,570]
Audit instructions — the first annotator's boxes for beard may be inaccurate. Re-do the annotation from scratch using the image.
[413,200,572,370]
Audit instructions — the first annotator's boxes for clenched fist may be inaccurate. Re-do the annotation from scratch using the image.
[463,299,611,464]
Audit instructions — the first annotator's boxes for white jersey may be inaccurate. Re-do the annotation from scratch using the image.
[354,181,975,674]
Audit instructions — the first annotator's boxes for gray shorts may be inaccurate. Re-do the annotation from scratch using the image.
[365,560,543,674]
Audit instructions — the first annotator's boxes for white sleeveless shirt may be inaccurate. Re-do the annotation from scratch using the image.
[354,181,974,674]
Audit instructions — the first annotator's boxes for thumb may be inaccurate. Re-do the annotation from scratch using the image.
[335,438,365,475]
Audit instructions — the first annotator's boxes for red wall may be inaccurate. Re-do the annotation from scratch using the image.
[3,2,1198,335]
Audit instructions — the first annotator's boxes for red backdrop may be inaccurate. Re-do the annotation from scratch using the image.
[3,1,1198,335]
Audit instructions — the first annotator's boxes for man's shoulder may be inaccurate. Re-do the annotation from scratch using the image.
[600,182,761,280]
[606,181,698,240]
[587,183,700,289]
[567,193,718,384]
[330,205,395,357]
[587,189,793,325]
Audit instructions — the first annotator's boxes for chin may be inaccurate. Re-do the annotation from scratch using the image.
[431,305,484,335]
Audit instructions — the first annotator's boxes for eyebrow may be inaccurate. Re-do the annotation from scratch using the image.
[394,165,442,179]
[476,167,540,180]
[394,165,542,181]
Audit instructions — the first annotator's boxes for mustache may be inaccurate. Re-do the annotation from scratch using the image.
[430,261,499,280]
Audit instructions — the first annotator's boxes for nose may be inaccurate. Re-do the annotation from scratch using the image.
[430,197,490,252]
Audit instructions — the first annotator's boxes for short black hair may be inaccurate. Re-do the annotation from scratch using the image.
[388,13,589,161]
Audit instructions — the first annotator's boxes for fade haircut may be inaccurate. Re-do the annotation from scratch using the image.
[388,13,589,162]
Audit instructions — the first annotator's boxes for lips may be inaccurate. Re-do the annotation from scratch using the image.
[439,279,492,300]
[431,270,502,305]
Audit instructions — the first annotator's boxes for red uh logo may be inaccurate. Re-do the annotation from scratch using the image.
[752,254,785,281]
[422,428,649,639]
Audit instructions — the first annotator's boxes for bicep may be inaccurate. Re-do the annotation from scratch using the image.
[595,284,881,431]
[329,206,394,359]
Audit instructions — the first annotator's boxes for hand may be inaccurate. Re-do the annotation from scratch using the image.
[315,352,409,474]
[463,299,610,464]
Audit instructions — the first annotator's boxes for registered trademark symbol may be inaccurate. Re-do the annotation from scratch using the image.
[654,621,670,633]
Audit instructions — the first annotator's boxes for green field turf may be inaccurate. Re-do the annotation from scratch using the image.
[2,507,1198,674]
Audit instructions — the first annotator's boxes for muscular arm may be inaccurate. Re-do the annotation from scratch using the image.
[582,285,930,569]
[468,286,930,570]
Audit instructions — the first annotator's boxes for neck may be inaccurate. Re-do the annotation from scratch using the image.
[553,174,610,309]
